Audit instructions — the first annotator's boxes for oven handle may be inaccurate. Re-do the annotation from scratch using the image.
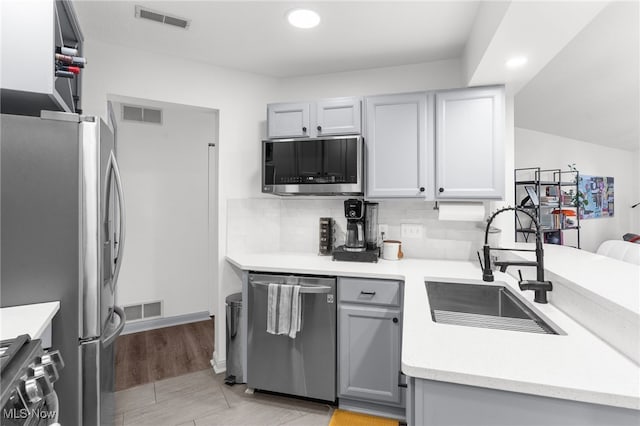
[249,281,332,294]
[44,390,60,423]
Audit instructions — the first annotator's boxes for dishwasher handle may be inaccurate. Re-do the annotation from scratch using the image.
[249,280,332,294]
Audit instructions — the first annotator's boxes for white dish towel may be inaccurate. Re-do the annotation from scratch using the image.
[267,283,302,338]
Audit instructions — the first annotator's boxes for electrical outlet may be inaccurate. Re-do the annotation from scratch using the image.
[378,224,389,238]
[401,223,424,239]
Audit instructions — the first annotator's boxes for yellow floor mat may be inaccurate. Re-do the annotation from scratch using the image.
[329,409,399,426]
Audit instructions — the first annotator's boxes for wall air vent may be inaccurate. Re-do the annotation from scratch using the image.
[123,300,163,323]
[135,5,190,29]
[122,104,163,124]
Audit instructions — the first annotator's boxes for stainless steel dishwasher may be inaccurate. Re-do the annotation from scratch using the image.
[247,272,336,402]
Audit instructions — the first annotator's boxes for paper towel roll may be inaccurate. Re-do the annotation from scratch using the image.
[438,202,486,222]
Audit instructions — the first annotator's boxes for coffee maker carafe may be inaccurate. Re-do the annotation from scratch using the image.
[344,199,366,252]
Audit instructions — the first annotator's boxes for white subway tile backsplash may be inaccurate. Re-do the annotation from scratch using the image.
[226,199,281,255]
[227,198,487,261]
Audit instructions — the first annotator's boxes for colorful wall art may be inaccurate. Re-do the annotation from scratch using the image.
[578,175,614,219]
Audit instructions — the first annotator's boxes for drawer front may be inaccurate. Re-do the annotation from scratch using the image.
[339,278,401,306]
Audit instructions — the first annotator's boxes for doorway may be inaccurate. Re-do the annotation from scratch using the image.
[107,95,219,386]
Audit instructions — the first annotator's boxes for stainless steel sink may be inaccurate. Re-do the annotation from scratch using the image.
[425,281,562,335]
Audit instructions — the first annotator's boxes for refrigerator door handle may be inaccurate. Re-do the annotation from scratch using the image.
[110,152,126,293]
[102,305,126,348]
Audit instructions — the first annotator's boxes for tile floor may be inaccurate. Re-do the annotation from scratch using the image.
[114,368,335,426]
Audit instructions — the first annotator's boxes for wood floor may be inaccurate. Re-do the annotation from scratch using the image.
[115,319,215,391]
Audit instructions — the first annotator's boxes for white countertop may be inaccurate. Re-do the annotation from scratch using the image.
[227,252,640,410]
[0,301,60,341]
[502,243,640,366]
[506,243,640,315]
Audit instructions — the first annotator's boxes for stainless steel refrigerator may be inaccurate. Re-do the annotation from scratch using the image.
[1,110,126,425]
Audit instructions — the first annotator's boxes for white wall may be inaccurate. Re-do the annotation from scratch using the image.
[113,101,214,317]
[515,127,638,252]
[273,59,463,101]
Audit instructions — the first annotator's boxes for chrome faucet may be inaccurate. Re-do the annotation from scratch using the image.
[479,207,553,304]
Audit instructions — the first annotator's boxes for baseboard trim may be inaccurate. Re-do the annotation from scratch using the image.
[338,398,406,421]
[122,311,212,335]
[211,350,226,374]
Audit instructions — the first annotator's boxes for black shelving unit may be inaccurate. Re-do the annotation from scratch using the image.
[514,167,581,249]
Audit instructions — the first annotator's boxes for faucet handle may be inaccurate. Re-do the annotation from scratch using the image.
[517,269,524,282]
[476,251,484,270]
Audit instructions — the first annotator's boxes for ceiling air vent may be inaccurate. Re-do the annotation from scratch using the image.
[135,5,190,29]
[122,105,163,124]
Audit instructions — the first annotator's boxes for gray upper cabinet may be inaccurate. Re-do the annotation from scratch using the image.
[435,86,505,200]
[267,97,361,139]
[365,93,434,199]
[316,97,361,136]
[364,85,505,201]
[1,0,84,116]
[267,102,311,138]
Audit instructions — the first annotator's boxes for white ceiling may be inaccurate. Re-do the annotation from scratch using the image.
[515,1,639,152]
[74,1,480,78]
[74,1,639,152]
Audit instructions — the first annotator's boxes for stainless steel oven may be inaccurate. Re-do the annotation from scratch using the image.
[262,135,363,195]
[1,335,64,426]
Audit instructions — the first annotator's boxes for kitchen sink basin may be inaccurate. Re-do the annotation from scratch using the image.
[425,281,562,335]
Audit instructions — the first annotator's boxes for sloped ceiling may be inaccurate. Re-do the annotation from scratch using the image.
[515,1,639,151]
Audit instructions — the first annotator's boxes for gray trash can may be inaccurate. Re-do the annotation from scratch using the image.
[225,292,244,385]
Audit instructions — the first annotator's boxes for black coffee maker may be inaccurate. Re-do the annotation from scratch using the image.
[333,199,379,263]
[344,199,366,251]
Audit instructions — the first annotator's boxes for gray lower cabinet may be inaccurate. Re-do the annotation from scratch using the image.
[338,277,405,419]
[338,305,401,403]
[409,378,640,426]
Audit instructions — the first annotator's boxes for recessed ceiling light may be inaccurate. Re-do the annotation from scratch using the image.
[506,56,528,69]
[287,9,320,29]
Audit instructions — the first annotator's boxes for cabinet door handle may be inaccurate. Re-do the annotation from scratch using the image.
[419,187,425,192]
[317,125,322,132]
[302,126,307,133]
[439,187,444,193]
[360,291,376,296]
[392,317,399,323]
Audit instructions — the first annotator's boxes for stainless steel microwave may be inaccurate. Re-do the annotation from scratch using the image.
[262,135,363,195]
